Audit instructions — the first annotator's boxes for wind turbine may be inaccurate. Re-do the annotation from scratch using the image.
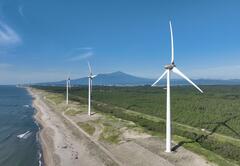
[87,62,97,116]
[152,21,203,153]
[66,76,71,105]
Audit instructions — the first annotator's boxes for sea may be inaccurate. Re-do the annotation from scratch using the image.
[0,86,43,166]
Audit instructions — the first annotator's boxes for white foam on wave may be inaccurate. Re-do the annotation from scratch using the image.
[17,131,31,139]
[35,126,43,166]
[38,151,42,166]
[23,104,30,108]
[34,120,41,131]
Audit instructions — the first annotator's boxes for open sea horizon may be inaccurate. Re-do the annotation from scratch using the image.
[0,85,43,166]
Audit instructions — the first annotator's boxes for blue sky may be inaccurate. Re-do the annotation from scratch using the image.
[0,0,240,84]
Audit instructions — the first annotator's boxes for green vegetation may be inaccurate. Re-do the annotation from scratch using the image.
[33,85,240,165]
[65,108,82,116]
[99,125,121,144]
[173,135,237,166]
[46,93,64,104]
[77,122,95,135]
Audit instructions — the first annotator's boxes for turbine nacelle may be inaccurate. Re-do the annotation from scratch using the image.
[88,75,97,79]
[66,77,71,88]
[164,63,176,70]
[88,61,97,79]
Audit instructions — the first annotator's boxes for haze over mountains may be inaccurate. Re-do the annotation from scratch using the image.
[36,71,153,86]
[35,71,240,86]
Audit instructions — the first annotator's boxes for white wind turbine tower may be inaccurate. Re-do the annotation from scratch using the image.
[87,62,97,116]
[66,76,71,105]
[152,21,203,153]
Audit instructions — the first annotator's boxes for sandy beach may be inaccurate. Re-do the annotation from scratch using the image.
[29,88,118,166]
[28,87,216,166]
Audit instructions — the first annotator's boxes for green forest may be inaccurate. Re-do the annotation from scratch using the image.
[34,85,240,165]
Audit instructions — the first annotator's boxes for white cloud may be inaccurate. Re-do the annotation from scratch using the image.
[69,51,93,61]
[68,47,93,61]
[0,21,21,45]
[18,5,24,17]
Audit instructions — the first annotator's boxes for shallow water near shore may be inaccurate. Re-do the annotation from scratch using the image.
[0,85,42,166]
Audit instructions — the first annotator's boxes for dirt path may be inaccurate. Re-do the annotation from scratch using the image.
[63,111,178,166]
[62,107,216,166]
[31,88,117,166]
[31,88,216,166]
[62,111,123,166]
[78,97,217,166]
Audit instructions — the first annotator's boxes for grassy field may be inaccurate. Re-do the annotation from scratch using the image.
[77,122,96,135]
[33,85,240,165]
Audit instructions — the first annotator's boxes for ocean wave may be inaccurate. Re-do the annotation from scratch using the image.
[38,151,43,166]
[23,104,31,108]
[36,130,44,166]
[17,131,32,139]
[34,119,43,131]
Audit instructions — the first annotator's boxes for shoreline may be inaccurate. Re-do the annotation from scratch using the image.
[27,87,110,166]
[27,87,51,166]
[33,114,44,166]
[28,87,61,166]
[27,87,217,166]
[27,87,44,166]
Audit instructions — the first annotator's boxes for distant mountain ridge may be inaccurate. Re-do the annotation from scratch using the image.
[36,71,154,86]
[35,71,240,86]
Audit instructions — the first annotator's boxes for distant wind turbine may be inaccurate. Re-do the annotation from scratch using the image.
[66,76,71,105]
[88,62,97,116]
[152,21,203,153]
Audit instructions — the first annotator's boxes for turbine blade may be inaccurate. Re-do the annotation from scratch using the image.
[172,67,203,93]
[152,70,168,86]
[169,21,174,64]
[87,61,92,74]
[91,74,97,78]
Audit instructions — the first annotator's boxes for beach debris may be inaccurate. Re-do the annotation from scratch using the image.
[75,152,79,159]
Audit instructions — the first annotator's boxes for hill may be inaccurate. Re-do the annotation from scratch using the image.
[36,71,154,86]
[35,71,240,86]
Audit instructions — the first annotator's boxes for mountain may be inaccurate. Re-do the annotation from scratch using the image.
[35,71,240,86]
[37,71,154,86]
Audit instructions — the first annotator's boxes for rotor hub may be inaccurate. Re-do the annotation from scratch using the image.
[164,63,175,70]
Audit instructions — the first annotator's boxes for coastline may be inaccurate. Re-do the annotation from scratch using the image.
[27,87,216,166]
[27,87,54,166]
[27,87,111,166]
